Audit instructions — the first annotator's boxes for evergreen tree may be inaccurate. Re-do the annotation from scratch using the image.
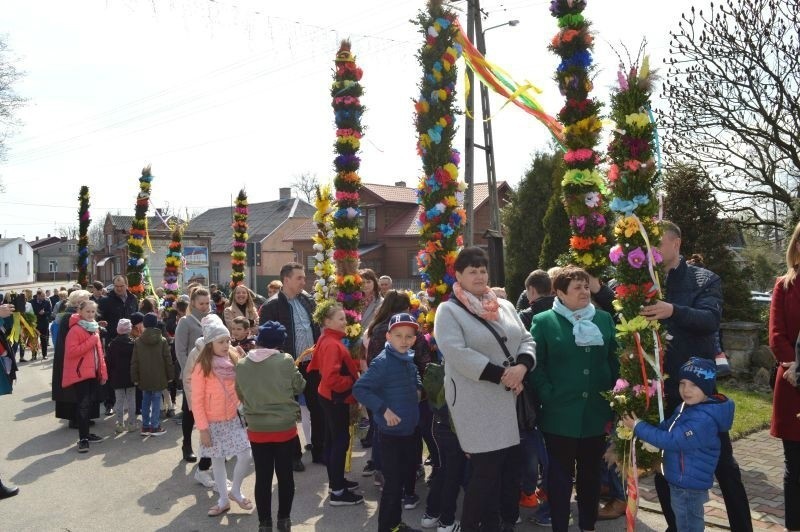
[663,164,756,321]
[538,156,570,270]
[503,151,559,303]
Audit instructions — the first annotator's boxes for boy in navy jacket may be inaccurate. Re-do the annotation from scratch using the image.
[623,357,734,532]
[354,313,422,532]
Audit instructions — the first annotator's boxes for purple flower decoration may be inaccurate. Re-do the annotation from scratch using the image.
[609,244,624,265]
[592,212,607,228]
[613,378,630,393]
[571,215,587,233]
[450,149,461,165]
[627,247,646,269]
[651,247,663,264]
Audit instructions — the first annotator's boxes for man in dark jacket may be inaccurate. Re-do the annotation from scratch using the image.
[97,276,139,345]
[259,262,321,470]
[97,275,138,415]
[30,289,53,360]
[640,221,752,532]
[518,270,557,331]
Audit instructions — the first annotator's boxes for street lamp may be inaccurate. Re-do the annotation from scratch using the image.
[482,19,520,35]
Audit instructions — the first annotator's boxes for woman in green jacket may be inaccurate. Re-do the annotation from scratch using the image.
[529,266,619,532]
[236,321,306,532]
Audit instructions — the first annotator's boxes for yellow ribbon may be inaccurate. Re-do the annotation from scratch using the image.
[144,216,155,253]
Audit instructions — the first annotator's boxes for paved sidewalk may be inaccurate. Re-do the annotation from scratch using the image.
[638,429,784,531]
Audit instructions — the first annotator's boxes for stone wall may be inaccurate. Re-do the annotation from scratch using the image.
[720,321,765,377]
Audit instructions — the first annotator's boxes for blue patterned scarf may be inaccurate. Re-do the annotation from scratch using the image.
[552,297,604,347]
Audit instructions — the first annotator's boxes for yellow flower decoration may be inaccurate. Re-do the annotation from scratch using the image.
[625,113,650,129]
[614,216,639,239]
[616,423,633,441]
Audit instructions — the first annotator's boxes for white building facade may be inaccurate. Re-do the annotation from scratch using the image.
[0,238,35,286]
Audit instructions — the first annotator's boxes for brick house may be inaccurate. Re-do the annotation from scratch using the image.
[187,189,314,294]
[284,181,510,290]
[94,211,213,288]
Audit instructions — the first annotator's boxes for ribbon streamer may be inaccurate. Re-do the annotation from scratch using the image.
[453,19,565,146]
[625,439,639,532]
[143,217,155,254]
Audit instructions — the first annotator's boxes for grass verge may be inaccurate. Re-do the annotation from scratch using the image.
[718,383,772,440]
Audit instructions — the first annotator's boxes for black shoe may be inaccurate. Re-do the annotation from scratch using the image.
[183,446,198,463]
[77,439,89,453]
[362,461,375,476]
[87,434,104,443]
[292,458,305,472]
[328,489,364,506]
[105,407,115,416]
[0,481,19,499]
[258,520,273,532]
[304,443,313,450]
[276,517,291,532]
[17,358,26,363]
[329,478,359,492]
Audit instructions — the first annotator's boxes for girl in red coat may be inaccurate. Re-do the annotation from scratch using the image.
[63,300,108,453]
[309,301,363,507]
[770,220,800,531]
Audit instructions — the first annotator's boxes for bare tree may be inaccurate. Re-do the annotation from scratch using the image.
[88,221,105,251]
[56,225,78,239]
[0,36,26,190]
[662,0,800,229]
[291,172,319,203]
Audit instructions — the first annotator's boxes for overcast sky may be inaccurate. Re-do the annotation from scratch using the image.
[0,0,695,239]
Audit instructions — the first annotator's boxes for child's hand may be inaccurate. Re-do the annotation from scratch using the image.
[200,429,212,448]
[384,408,401,427]
[621,412,638,430]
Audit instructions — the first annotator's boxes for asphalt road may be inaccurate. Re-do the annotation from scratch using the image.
[1,353,724,531]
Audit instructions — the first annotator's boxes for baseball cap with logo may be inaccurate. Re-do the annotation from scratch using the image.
[388,313,420,332]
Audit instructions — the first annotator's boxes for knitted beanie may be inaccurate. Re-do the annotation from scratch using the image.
[143,312,159,329]
[678,356,717,397]
[201,314,229,345]
[256,321,287,349]
[116,318,132,335]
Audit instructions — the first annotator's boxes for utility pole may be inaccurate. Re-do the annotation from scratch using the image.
[463,0,476,247]
[465,0,506,286]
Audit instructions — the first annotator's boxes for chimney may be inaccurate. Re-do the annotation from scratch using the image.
[395,181,406,188]
[47,233,51,238]
[35,236,39,240]
[279,187,292,200]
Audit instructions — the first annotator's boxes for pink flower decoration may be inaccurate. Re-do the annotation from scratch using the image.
[609,244,624,265]
[651,247,663,264]
[572,215,587,233]
[564,148,594,165]
[617,69,629,90]
[627,247,646,269]
[632,384,644,395]
[608,164,620,183]
[593,213,607,228]
[625,160,640,172]
[613,378,630,393]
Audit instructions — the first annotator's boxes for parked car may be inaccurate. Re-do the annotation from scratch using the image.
[750,290,772,305]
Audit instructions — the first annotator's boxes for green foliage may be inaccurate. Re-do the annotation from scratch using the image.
[503,151,559,302]
[717,383,772,440]
[663,164,756,321]
[538,160,570,269]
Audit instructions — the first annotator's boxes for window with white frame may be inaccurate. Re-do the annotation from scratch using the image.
[27,261,31,275]
[49,261,58,273]
[3,263,8,277]
[367,209,376,232]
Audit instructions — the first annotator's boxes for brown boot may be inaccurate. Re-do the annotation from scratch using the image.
[597,499,626,520]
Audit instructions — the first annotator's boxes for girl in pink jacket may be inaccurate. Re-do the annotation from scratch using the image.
[191,314,253,517]
[63,300,108,453]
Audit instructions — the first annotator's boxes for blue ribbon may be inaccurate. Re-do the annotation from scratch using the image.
[610,195,650,215]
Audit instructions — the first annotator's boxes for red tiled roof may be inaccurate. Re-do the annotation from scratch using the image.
[384,207,423,237]
[361,183,418,204]
[285,181,508,241]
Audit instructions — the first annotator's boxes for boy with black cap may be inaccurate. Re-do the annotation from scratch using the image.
[622,357,735,532]
[236,321,306,532]
[131,312,174,436]
[353,313,423,532]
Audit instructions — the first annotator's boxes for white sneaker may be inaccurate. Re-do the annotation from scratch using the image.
[194,468,215,488]
[437,522,460,532]
[421,513,440,528]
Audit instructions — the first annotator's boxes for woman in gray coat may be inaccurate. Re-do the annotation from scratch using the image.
[434,247,536,532]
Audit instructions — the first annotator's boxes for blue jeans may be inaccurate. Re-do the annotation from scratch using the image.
[520,428,546,494]
[141,390,162,429]
[670,485,708,532]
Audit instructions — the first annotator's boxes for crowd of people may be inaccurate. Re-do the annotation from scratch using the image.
[2,219,800,532]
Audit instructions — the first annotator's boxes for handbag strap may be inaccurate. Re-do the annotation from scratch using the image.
[451,298,513,363]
